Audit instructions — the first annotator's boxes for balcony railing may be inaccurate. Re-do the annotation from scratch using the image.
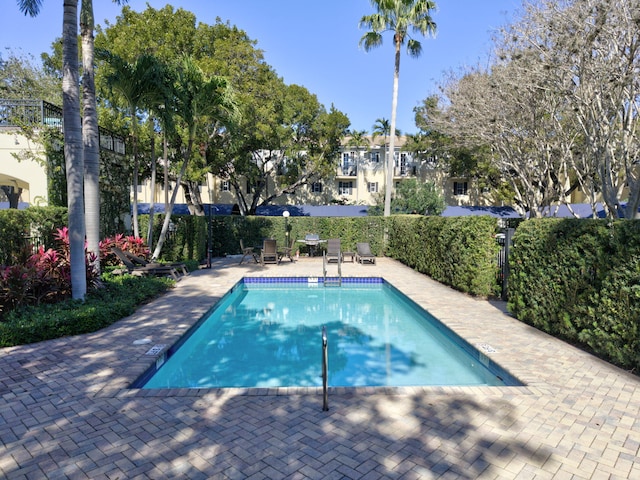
[0,98,125,155]
[338,163,357,176]
[394,164,417,177]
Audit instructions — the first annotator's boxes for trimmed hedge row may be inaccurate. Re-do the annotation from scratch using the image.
[508,219,640,372]
[138,214,388,261]
[386,215,500,298]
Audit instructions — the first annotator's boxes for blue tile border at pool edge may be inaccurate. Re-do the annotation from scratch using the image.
[242,276,385,284]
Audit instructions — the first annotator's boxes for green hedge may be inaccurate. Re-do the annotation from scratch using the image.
[386,215,500,297]
[508,219,640,372]
[139,214,388,261]
[0,207,69,265]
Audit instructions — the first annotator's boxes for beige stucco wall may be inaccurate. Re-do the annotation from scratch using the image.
[0,128,48,205]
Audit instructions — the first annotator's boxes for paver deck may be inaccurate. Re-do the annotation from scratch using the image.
[1,256,639,479]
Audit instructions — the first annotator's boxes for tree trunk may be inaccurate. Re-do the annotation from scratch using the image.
[131,133,140,238]
[384,37,401,217]
[81,0,100,274]
[1,186,21,208]
[63,0,87,300]
[147,126,156,248]
[152,142,192,260]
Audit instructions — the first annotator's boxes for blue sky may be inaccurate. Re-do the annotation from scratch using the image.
[2,0,520,134]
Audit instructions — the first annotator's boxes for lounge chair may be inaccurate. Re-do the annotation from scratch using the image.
[111,247,181,280]
[325,238,342,263]
[278,238,295,263]
[260,239,278,265]
[356,242,376,265]
[239,239,258,264]
[120,248,189,276]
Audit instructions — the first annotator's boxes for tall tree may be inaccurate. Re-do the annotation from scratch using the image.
[80,0,101,273]
[152,56,236,260]
[81,1,128,273]
[360,0,437,216]
[0,50,61,103]
[62,0,87,299]
[98,51,168,238]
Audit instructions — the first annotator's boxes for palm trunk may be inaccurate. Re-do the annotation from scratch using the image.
[384,38,401,217]
[81,0,100,274]
[147,122,157,248]
[63,0,87,300]
[152,141,192,260]
[131,132,140,238]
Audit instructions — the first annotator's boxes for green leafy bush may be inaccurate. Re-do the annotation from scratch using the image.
[508,219,640,372]
[0,273,172,347]
[386,215,500,297]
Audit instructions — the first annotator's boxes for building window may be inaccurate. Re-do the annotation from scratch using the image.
[221,180,230,192]
[338,181,353,195]
[453,181,468,196]
[370,152,380,162]
[398,153,408,175]
[310,182,323,193]
[367,182,378,193]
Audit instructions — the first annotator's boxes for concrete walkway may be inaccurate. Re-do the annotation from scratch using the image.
[1,257,639,479]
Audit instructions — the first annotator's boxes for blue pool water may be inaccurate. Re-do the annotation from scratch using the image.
[136,278,521,389]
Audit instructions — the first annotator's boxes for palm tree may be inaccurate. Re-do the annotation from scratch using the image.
[99,51,167,239]
[372,117,401,175]
[360,0,437,216]
[346,129,369,169]
[81,0,101,274]
[151,57,237,260]
[18,0,129,295]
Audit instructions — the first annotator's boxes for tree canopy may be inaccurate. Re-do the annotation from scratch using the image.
[95,4,350,215]
[430,0,640,219]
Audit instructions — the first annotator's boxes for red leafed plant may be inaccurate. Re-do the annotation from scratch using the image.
[0,227,99,320]
[99,234,150,267]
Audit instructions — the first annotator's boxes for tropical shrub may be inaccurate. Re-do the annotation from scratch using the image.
[99,234,150,267]
[0,227,98,320]
[0,273,172,347]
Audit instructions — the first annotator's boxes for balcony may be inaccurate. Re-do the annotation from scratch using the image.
[394,164,417,177]
[0,98,126,155]
[337,162,358,177]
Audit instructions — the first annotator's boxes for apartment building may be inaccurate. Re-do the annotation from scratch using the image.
[0,99,488,211]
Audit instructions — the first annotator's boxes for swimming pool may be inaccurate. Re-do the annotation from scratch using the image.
[134,278,521,389]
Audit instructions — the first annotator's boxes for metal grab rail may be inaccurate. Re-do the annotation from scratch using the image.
[323,252,327,283]
[322,325,329,411]
[322,251,342,286]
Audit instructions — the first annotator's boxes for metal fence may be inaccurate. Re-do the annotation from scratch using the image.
[0,98,125,155]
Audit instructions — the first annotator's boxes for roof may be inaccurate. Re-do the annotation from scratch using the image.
[441,206,521,218]
[536,203,608,218]
[135,203,370,217]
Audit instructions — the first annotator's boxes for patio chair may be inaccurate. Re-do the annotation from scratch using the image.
[111,247,181,280]
[239,239,258,264]
[120,248,189,276]
[356,242,376,265]
[260,239,278,265]
[325,238,342,263]
[278,238,295,263]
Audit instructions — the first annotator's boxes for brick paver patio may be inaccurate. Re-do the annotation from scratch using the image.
[1,257,639,479]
